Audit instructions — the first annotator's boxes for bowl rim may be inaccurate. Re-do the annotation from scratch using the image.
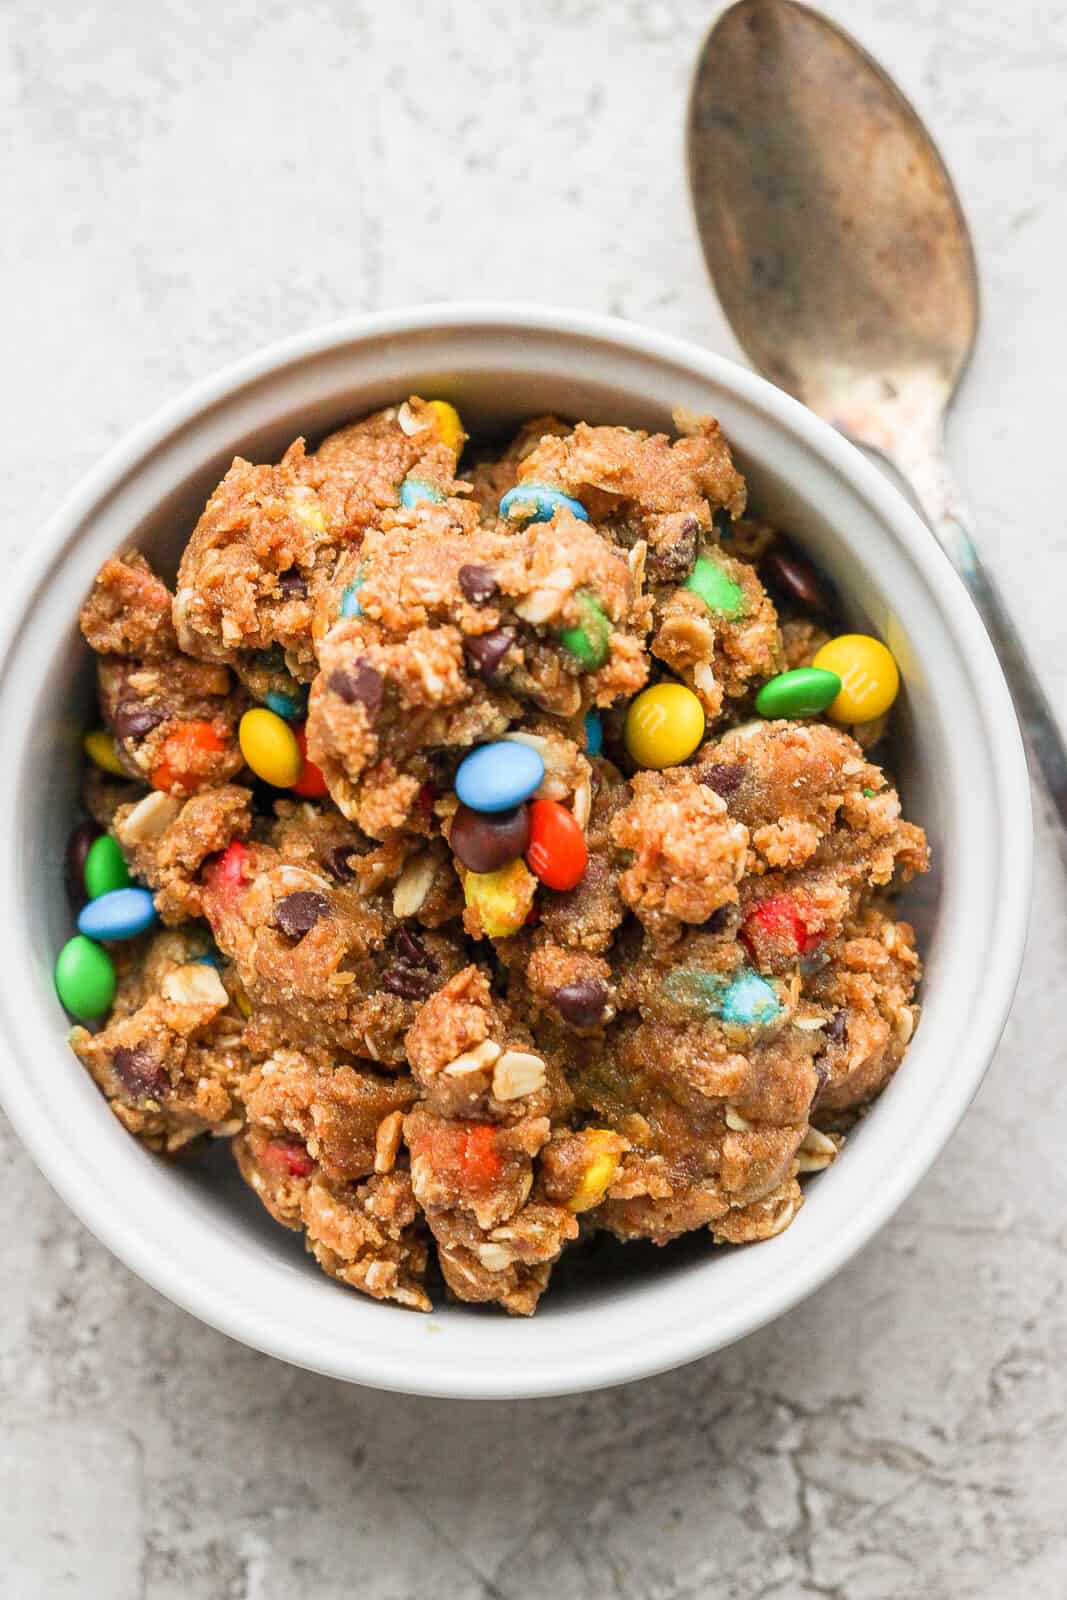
[0,301,1032,1397]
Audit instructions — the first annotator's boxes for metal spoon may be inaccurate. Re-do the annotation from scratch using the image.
[688,0,1067,825]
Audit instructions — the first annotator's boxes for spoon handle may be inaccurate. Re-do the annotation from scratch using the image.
[888,437,1067,828]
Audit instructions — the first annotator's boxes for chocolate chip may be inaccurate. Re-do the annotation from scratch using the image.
[458,564,499,605]
[554,978,609,1029]
[700,761,746,799]
[381,966,435,1001]
[277,570,308,598]
[393,926,434,969]
[112,1045,168,1102]
[275,891,330,939]
[65,819,102,910]
[328,661,384,717]
[762,541,833,615]
[463,628,515,681]
[113,701,167,743]
[825,1008,849,1046]
[326,845,357,882]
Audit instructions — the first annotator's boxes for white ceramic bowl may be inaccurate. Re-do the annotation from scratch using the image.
[0,304,1031,1399]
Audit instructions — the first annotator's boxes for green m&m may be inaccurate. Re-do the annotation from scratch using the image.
[55,935,116,1021]
[755,667,842,720]
[560,591,611,670]
[685,556,745,619]
[83,834,130,899]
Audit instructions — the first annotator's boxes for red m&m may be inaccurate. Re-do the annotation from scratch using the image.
[526,799,588,891]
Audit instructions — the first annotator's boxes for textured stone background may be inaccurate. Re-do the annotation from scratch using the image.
[4,2,1066,1595]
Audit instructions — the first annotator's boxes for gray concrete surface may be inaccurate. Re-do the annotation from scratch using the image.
[4,2,1066,1595]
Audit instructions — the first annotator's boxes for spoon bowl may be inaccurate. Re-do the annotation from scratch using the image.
[688,0,977,442]
[688,0,1067,829]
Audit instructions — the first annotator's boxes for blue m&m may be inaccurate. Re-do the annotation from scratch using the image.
[264,687,308,721]
[720,971,781,1027]
[498,484,589,525]
[455,741,545,814]
[400,477,445,509]
[77,887,158,942]
[340,576,364,618]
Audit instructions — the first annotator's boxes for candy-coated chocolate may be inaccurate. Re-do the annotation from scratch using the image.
[554,978,610,1028]
[584,709,603,757]
[399,477,445,508]
[78,886,158,942]
[624,682,705,769]
[264,687,307,721]
[567,1130,622,1212]
[742,894,823,960]
[339,575,364,618]
[426,399,465,454]
[83,728,125,776]
[754,666,841,720]
[455,741,545,814]
[762,541,833,614]
[55,935,116,1020]
[720,971,781,1027]
[685,556,745,619]
[239,707,302,788]
[526,798,588,891]
[150,720,225,793]
[290,727,328,798]
[559,591,610,670]
[83,834,130,900]
[498,484,589,524]
[451,803,530,874]
[66,820,103,908]
[660,964,780,1027]
[812,634,900,723]
[462,858,537,938]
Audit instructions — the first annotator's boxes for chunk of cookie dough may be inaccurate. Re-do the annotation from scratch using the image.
[569,1003,812,1248]
[651,548,783,718]
[306,498,652,830]
[696,720,928,883]
[174,398,465,683]
[80,550,178,660]
[199,835,469,1065]
[402,969,578,1313]
[71,928,249,1151]
[804,902,922,1114]
[518,414,746,582]
[82,551,246,796]
[234,1121,431,1311]
[611,767,750,942]
[240,1049,417,1181]
[110,783,253,924]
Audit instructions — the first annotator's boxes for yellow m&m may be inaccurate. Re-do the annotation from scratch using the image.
[426,399,465,456]
[624,682,706,769]
[83,728,125,776]
[567,1129,624,1213]
[238,708,302,788]
[811,634,900,724]
[462,858,537,939]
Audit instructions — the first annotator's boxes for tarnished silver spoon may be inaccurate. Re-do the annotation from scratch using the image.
[689,0,1067,824]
